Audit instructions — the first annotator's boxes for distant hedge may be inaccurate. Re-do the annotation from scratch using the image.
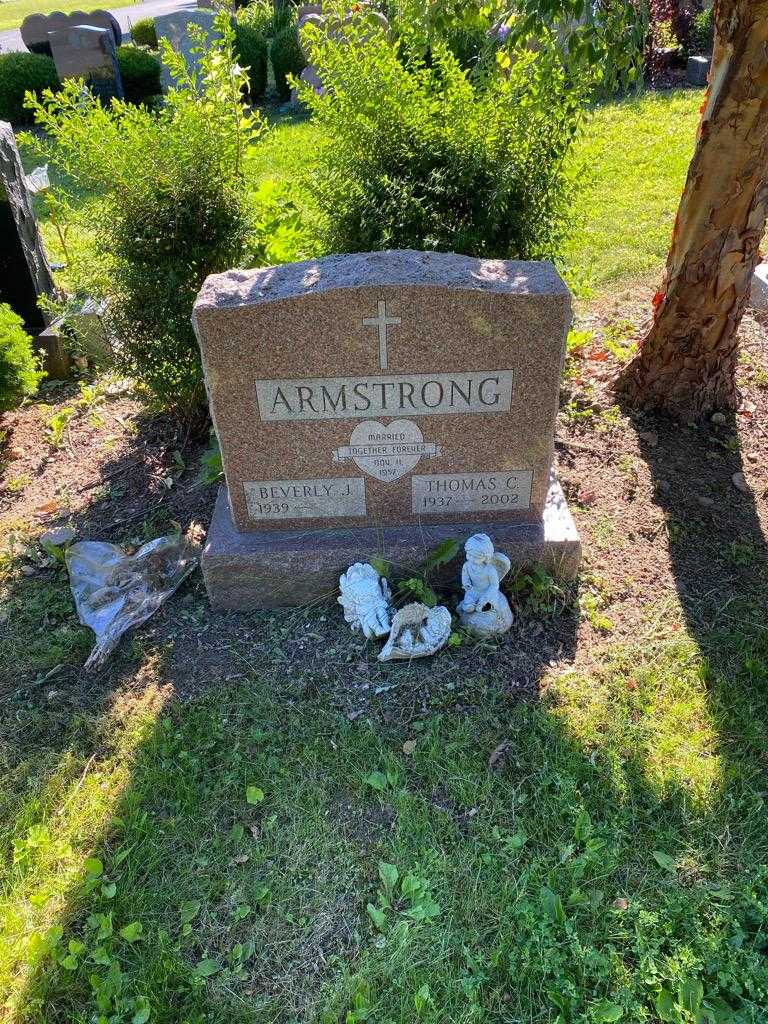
[0,52,59,124]
[270,25,306,99]
[235,20,268,99]
[117,44,162,105]
[130,16,158,49]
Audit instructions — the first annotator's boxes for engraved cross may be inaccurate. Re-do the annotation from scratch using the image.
[362,299,401,371]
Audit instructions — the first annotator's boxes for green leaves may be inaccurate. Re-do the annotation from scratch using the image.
[378,862,399,893]
[131,998,151,1024]
[84,857,103,879]
[652,850,677,873]
[119,921,143,943]
[366,903,387,932]
[423,538,460,570]
[540,887,566,927]
[246,785,265,805]
[370,556,390,578]
[363,771,388,792]
[593,1002,623,1022]
[193,957,221,978]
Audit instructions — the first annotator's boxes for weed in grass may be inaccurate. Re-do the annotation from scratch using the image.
[579,573,613,632]
[729,537,758,568]
[5,474,32,493]
[41,405,76,448]
[602,319,638,362]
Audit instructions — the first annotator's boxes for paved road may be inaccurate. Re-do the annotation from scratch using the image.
[0,0,197,52]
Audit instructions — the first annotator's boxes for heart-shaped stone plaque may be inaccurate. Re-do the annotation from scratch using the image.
[345,419,427,482]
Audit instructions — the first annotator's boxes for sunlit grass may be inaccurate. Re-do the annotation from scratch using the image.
[563,89,702,295]
[550,639,723,805]
[0,684,168,1013]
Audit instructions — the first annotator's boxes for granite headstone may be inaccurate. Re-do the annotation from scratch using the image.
[48,24,124,101]
[154,9,221,90]
[193,249,581,609]
[0,121,55,335]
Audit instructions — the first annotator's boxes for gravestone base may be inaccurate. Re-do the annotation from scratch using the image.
[202,474,581,611]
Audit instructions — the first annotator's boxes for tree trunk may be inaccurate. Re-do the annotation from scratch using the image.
[617,0,768,419]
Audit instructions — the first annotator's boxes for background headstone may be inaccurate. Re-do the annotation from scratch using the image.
[0,121,55,335]
[48,24,124,101]
[154,9,220,90]
[686,55,711,86]
[193,250,581,608]
[749,262,768,311]
[21,8,121,57]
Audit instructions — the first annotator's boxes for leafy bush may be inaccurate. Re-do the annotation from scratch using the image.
[130,16,158,49]
[239,0,277,38]
[235,15,268,99]
[270,24,306,98]
[116,45,161,105]
[299,13,578,261]
[0,52,59,125]
[24,13,264,418]
[0,303,45,412]
[688,7,714,55]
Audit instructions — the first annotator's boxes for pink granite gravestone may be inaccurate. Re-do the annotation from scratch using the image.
[192,249,581,609]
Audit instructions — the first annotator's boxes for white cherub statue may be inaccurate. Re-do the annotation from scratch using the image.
[338,562,392,638]
[457,534,514,637]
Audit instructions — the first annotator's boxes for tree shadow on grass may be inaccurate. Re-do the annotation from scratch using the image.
[630,405,768,771]
[8,628,768,1023]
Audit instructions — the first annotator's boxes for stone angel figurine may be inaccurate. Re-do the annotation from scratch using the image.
[338,562,392,638]
[457,533,514,637]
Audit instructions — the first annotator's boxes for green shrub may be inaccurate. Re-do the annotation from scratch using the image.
[298,14,578,261]
[0,52,59,125]
[235,17,268,99]
[130,16,158,49]
[239,0,276,38]
[270,24,306,98]
[688,7,714,55]
[25,13,265,419]
[116,45,161,105]
[0,303,45,412]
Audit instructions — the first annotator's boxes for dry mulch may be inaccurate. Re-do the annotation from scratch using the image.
[1,290,766,718]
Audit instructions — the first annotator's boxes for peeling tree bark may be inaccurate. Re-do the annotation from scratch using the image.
[617,0,768,419]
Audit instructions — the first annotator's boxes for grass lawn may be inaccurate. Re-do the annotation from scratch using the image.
[563,89,702,295]
[0,0,135,32]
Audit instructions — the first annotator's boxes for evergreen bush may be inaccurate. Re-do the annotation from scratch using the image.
[116,45,162,105]
[130,16,158,49]
[235,16,269,98]
[688,7,714,55]
[0,303,45,412]
[270,24,306,98]
[0,52,59,125]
